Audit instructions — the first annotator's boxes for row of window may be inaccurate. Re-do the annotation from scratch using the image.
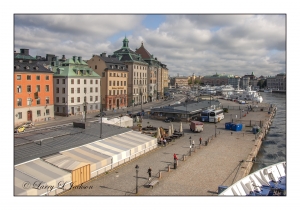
[134,79,147,85]
[56,96,99,103]
[108,98,127,104]
[57,79,100,85]
[134,72,147,77]
[56,104,99,113]
[17,97,50,106]
[133,88,146,94]
[109,81,127,86]
[108,90,127,96]
[16,109,50,119]
[16,85,50,93]
[57,87,98,94]
[134,65,147,70]
[16,75,50,80]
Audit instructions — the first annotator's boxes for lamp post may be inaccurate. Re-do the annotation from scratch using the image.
[185,99,188,123]
[140,89,143,113]
[189,145,192,156]
[135,164,139,194]
[215,125,217,137]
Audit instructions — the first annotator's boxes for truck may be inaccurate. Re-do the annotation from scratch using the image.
[190,121,204,132]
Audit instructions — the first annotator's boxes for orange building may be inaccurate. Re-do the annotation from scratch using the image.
[14,60,54,126]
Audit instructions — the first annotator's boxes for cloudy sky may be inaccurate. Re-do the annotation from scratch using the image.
[14,14,285,77]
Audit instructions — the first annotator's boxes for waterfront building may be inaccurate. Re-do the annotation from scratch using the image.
[161,64,169,96]
[201,73,231,86]
[52,56,101,116]
[240,72,259,89]
[228,76,241,89]
[14,49,54,126]
[113,37,148,106]
[175,76,189,87]
[87,53,128,111]
[266,73,286,91]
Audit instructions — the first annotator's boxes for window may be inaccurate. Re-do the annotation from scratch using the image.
[90,87,93,93]
[36,75,40,80]
[95,65,97,69]
[62,88,65,94]
[45,75,49,80]
[95,104,98,109]
[90,80,93,84]
[90,105,93,110]
[84,79,86,84]
[36,85,40,92]
[62,97,65,103]
[56,79,59,84]
[45,85,49,92]
[56,97,59,103]
[62,107,65,113]
[109,81,112,86]
[117,81,119,86]
[46,97,49,104]
[110,73,112,77]
[56,107,59,112]
[62,79,65,84]
[27,85,31,92]
[77,79,80,84]
[77,88,80,93]
[113,81,115,86]
[17,85,22,93]
[18,112,22,119]
[37,110,41,117]
[17,75,21,80]
[71,97,74,103]
[56,88,59,93]
[113,90,115,95]
[27,75,31,80]
[90,96,93,102]
[71,88,74,93]
[95,87,98,92]
[120,90,123,94]
[121,73,123,77]
[124,90,126,94]
[117,90,119,95]
[46,109,50,115]
[109,90,111,95]
[121,81,123,86]
[36,98,40,105]
[114,73,116,77]
[96,80,98,84]
[77,97,80,102]
[102,72,105,77]
[95,96,98,101]
[77,107,80,112]
[71,79,74,84]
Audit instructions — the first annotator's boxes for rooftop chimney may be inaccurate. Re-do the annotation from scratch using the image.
[62,55,66,60]
[101,53,106,57]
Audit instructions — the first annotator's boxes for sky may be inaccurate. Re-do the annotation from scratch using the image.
[14,14,286,77]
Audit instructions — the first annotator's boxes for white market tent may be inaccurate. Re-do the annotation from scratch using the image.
[14,159,71,196]
[101,116,133,127]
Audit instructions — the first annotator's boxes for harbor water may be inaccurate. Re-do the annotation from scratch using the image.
[250,92,286,173]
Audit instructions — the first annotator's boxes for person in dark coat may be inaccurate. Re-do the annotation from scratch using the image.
[147,167,152,180]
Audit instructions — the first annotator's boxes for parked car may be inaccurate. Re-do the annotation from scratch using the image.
[22,121,34,128]
[95,112,106,117]
[14,125,25,133]
[164,117,175,122]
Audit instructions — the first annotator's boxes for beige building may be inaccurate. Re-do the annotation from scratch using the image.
[114,37,148,106]
[175,77,189,87]
[161,64,169,95]
[87,53,128,111]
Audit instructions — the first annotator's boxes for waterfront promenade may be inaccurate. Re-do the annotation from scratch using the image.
[62,99,271,196]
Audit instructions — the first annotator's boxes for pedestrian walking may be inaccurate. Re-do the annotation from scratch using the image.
[163,138,167,146]
[199,137,202,145]
[189,136,192,145]
[147,167,152,180]
[173,153,178,161]
[192,140,195,148]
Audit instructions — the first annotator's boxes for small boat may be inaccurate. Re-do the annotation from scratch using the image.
[264,89,272,93]
[219,161,286,196]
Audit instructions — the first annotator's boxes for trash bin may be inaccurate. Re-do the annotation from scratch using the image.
[225,122,232,130]
[232,123,243,131]
[252,126,260,134]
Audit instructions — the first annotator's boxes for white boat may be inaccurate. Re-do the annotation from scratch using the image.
[230,85,263,103]
[264,89,272,93]
[219,161,286,196]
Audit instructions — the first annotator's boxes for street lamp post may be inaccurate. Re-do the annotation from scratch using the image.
[135,164,139,194]
[215,125,217,137]
[140,89,143,113]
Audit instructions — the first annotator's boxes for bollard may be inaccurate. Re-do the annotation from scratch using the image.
[159,171,162,179]
[176,160,179,167]
[168,165,171,172]
[183,155,186,161]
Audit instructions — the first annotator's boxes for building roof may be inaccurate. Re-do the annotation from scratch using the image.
[52,56,100,78]
[151,100,221,114]
[14,61,53,73]
[14,49,37,61]
[14,122,131,165]
[135,42,152,59]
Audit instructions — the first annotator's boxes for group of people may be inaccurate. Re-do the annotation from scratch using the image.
[160,137,168,147]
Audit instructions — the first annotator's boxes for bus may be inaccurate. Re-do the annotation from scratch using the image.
[200,109,213,122]
[209,109,224,123]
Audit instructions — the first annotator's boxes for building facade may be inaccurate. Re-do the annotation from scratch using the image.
[228,76,241,89]
[14,58,54,126]
[87,53,128,111]
[201,73,231,86]
[113,37,148,106]
[266,73,286,91]
[175,77,189,87]
[52,56,101,116]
